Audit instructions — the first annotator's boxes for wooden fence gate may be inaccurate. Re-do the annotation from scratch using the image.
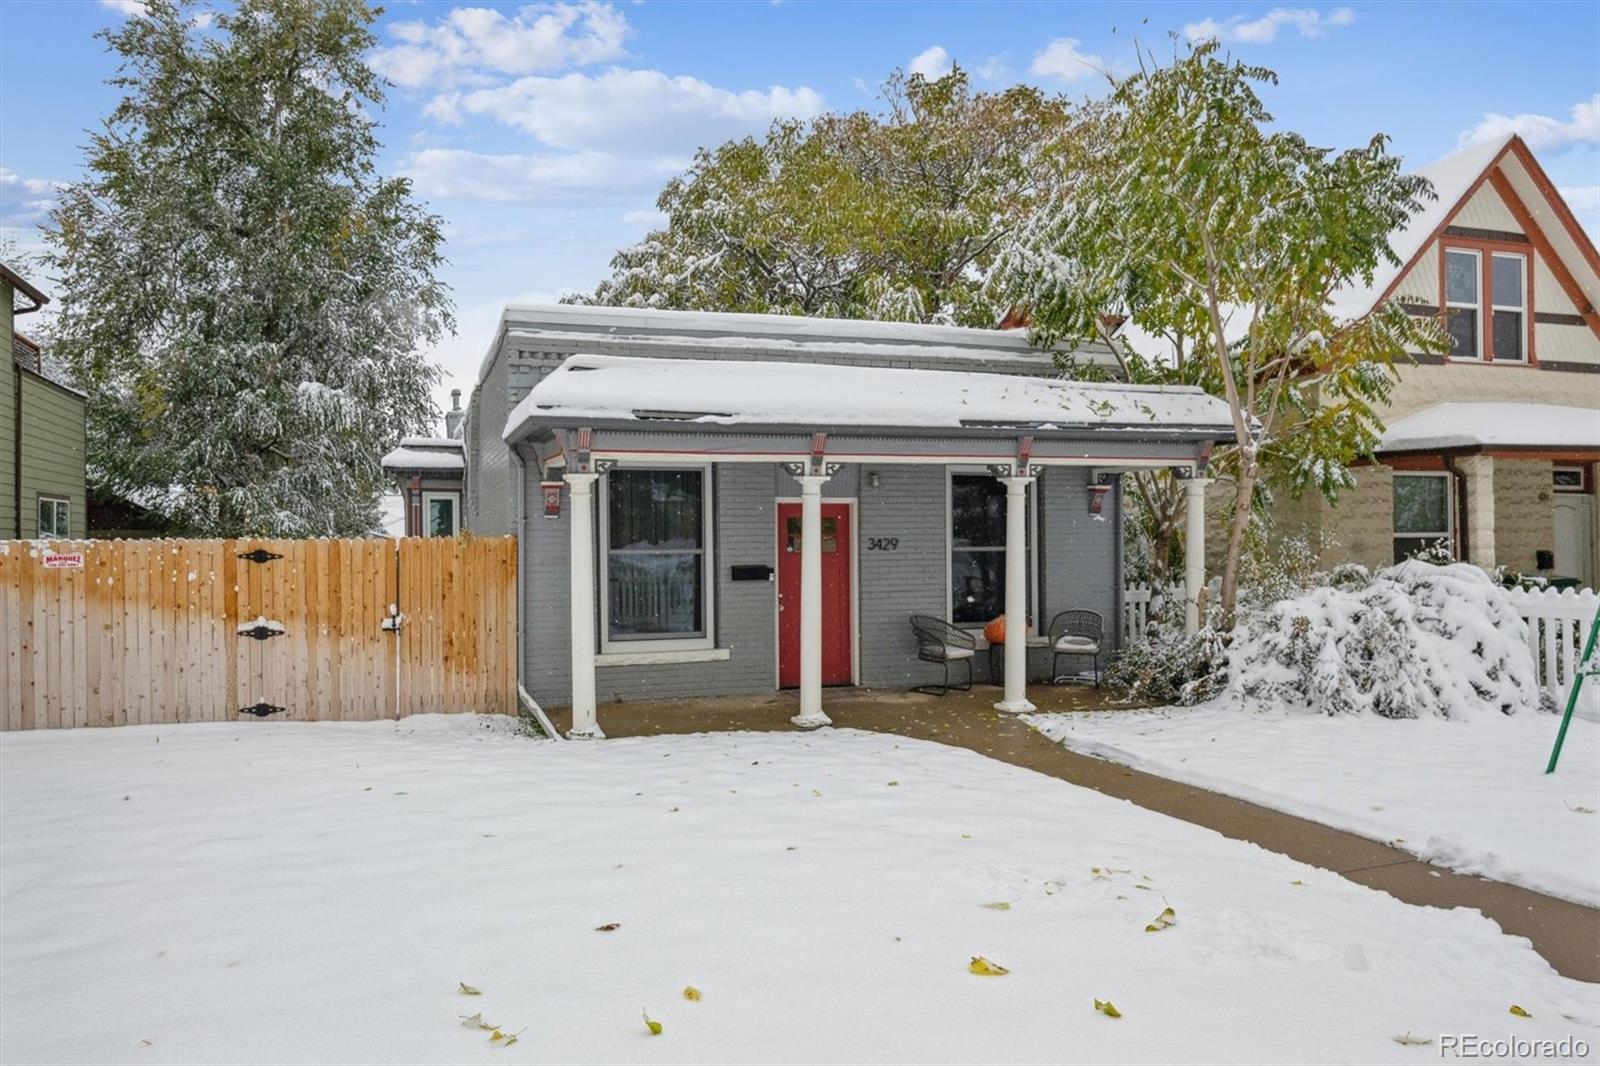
[0,536,517,730]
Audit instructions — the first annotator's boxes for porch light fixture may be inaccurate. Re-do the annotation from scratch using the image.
[867,471,880,490]
[1087,483,1111,519]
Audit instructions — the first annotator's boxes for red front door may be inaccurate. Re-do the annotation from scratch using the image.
[777,502,853,688]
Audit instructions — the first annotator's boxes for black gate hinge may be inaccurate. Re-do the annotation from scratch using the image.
[237,548,283,564]
[238,702,287,717]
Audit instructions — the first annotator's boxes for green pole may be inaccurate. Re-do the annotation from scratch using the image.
[1546,602,1600,774]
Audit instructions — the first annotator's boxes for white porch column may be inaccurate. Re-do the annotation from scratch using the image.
[1184,476,1210,635]
[994,475,1036,714]
[792,473,833,729]
[565,471,604,739]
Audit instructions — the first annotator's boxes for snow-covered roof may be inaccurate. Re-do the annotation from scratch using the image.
[479,303,1110,385]
[382,437,465,473]
[504,353,1236,442]
[1329,134,1516,323]
[1378,402,1600,453]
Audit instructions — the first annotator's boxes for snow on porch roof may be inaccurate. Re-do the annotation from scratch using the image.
[1378,402,1600,453]
[382,437,465,473]
[503,354,1237,442]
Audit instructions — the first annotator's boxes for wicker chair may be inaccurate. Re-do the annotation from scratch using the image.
[1047,609,1103,686]
[909,614,976,696]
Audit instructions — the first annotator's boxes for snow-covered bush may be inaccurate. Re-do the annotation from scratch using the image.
[1228,561,1545,719]
[1106,624,1228,705]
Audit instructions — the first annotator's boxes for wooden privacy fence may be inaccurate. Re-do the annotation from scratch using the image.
[0,536,517,730]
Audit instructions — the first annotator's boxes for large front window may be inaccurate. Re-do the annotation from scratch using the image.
[1490,252,1527,362]
[949,473,1033,628]
[602,467,712,647]
[1444,244,1529,363]
[1393,473,1452,563]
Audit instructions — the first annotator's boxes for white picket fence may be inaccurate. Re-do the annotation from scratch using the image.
[1121,581,1597,708]
[1506,586,1599,708]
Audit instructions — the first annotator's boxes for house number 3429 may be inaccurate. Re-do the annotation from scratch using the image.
[867,537,900,551]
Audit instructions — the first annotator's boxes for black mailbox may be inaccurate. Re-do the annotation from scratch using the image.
[731,564,774,582]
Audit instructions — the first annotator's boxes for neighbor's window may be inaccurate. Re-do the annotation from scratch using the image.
[1490,252,1527,362]
[949,472,1034,628]
[1444,248,1481,360]
[37,496,69,538]
[421,491,459,537]
[603,467,712,647]
[1393,473,1452,563]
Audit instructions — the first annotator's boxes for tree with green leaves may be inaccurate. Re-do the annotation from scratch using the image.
[576,67,1074,327]
[998,39,1447,626]
[47,0,451,537]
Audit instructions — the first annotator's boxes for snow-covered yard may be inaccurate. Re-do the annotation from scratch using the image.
[1027,706,1600,908]
[2,717,1595,1065]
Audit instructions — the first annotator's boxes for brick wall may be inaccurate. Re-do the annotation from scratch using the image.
[1494,458,1555,575]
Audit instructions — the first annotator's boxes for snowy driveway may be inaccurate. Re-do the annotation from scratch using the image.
[1,716,1594,1064]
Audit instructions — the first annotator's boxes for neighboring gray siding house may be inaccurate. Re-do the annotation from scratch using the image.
[465,305,1233,736]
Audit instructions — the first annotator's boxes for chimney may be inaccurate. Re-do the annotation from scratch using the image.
[444,389,464,439]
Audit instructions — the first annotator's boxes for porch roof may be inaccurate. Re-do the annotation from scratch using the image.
[1377,402,1600,454]
[503,354,1237,444]
[381,437,465,473]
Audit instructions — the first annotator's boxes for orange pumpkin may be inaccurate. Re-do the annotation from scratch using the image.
[984,616,1007,645]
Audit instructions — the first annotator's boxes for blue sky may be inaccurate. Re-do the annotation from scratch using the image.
[2,0,1597,413]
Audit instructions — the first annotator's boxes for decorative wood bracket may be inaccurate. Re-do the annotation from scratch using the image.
[238,702,287,718]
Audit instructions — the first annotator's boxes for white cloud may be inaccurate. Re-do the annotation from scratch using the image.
[0,168,62,227]
[1183,7,1354,44]
[426,68,825,155]
[973,54,1009,83]
[402,148,683,204]
[1558,185,1600,242]
[1029,38,1106,82]
[99,0,148,17]
[1459,94,1600,153]
[371,2,630,89]
[907,45,951,80]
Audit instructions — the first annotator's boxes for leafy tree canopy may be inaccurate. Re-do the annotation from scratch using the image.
[574,68,1074,327]
[47,0,451,537]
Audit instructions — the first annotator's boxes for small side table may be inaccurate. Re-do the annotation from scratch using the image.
[985,634,1053,685]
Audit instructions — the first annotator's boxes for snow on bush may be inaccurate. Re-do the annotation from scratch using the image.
[1229,561,1545,719]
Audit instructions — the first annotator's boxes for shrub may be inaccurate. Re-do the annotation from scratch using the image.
[1227,560,1545,719]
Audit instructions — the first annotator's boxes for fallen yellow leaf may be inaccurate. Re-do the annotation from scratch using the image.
[459,982,482,996]
[981,901,1011,911]
[1094,998,1122,1019]
[683,986,702,1001]
[643,1009,663,1035]
[1510,1004,1532,1018]
[969,956,1009,976]
[1144,906,1177,933]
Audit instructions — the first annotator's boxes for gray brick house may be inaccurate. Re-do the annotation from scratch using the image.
[462,304,1233,737]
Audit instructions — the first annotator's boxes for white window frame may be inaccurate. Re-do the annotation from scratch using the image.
[1392,472,1453,560]
[945,467,1040,636]
[1444,247,1482,361]
[37,495,69,538]
[1489,250,1528,364]
[420,491,460,537]
[598,463,716,653]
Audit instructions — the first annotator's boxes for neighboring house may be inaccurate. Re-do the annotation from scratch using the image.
[380,390,466,537]
[1,263,87,540]
[463,303,1234,735]
[1274,134,1600,586]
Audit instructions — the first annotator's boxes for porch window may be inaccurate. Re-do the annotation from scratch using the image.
[948,472,1034,629]
[1444,248,1481,360]
[601,466,713,648]
[1392,473,1452,563]
[1490,252,1527,362]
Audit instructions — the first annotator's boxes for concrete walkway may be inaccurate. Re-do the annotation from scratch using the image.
[546,687,1600,984]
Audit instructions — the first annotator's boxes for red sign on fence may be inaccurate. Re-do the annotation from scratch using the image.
[42,552,83,569]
